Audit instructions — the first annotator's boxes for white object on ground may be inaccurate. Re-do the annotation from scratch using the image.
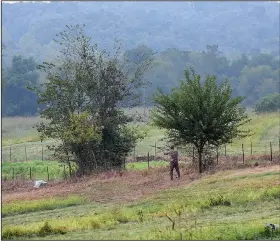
[265,223,279,231]
[33,180,48,188]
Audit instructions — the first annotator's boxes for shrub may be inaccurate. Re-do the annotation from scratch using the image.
[37,221,67,237]
[255,93,280,113]
[209,195,231,207]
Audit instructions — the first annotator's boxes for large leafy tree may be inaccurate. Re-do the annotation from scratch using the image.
[30,24,153,175]
[2,55,39,116]
[152,67,251,173]
[254,93,280,114]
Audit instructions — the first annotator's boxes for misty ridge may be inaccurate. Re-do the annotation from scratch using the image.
[2,1,280,116]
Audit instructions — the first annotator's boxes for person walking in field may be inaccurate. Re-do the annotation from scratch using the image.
[164,145,180,180]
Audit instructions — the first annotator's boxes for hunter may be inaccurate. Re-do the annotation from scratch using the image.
[164,145,180,180]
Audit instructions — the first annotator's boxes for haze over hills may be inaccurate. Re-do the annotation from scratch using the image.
[2,1,279,63]
[2,1,280,116]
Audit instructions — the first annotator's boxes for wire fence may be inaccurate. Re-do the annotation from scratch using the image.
[2,140,279,181]
[2,140,280,163]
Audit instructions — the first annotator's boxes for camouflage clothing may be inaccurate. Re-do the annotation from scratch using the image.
[165,150,180,180]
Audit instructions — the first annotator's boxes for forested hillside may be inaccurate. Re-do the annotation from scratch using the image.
[2,1,279,61]
[2,1,279,116]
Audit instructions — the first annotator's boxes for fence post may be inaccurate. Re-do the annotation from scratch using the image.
[12,168,15,180]
[64,165,66,179]
[25,145,27,161]
[270,141,272,162]
[155,142,157,159]
[29,167,32,179]
[216,146,219,165]
[242,144,244,164]
[147,152,150,169]
[192,146,195,163]
[10,146,12,162]
[224,145,226,156]
[123,156,126,170]
[279,137,280,154]
[134,147,136,162]
[68,162,72,177]
[41,145,44,161]
[47,166,49,181]
[250,140,253,156]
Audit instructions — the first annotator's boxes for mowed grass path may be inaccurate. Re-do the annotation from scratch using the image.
[2,165,280,240]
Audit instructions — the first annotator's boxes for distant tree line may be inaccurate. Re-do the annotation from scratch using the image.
[2,44,279,117]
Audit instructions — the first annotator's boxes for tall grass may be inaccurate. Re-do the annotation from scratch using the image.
[2,195,85,217]
[1,160,66,180]
[126,160,168,170]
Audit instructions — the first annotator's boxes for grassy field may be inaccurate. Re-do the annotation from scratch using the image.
[2,110,279,162]
[1,159,169,180]
[1,160,67,181]
[2,108,280,240]
[2,165,280,240]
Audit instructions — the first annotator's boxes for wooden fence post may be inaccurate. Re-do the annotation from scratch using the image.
[250,140,253,156]
[41,145,44,161]
[216,146,219,165]
[224,145,226,156]
[29,167,32,179]
[147,152,150,169]
[68,162,72,177]
[12,168,15,180]
[270,141,272,162]
[47,166,49,181]
[242,144,244,164]
[192,146,195,163]
[134,147,136,162]
[123,156,126,170]
[279,137,280,154]
[10,146,12,162]
[25,145,27,161]
[64,165,66,178]
[155,142,157,159]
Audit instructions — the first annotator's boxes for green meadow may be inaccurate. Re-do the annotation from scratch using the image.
[2,167,280,240]
[2,111,279,162]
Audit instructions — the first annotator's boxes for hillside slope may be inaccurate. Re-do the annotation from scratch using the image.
[2,1,279,63]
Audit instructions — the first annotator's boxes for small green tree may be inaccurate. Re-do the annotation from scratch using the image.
[152,67,251,173]
[30,24,153,175]
[254,93,280,114]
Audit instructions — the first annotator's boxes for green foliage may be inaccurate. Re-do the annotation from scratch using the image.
[30,24,153,175]
[63,112,102,143]
[255,92,280,113]
[2,55,40,116]
[152,67,251,173]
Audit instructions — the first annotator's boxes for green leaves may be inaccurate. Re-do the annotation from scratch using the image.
[152,67,251,172]
[30,24,153,174]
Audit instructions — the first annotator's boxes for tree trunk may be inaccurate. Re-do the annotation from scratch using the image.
[198,151,203,173]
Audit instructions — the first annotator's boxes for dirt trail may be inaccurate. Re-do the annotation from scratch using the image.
[2,164,279,204]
